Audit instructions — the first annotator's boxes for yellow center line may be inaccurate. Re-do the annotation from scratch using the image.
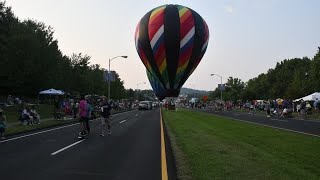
[160,108,168,180]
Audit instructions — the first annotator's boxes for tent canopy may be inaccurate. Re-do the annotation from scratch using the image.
[294,92,320,102]
[39,88,64,95]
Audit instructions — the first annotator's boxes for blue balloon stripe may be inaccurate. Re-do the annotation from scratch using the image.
[180,36,193,54]
[152,33,164,54]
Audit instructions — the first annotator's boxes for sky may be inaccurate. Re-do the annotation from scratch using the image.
[6,0,320,91]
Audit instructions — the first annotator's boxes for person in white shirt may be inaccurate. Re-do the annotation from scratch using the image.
[21,106,33,125]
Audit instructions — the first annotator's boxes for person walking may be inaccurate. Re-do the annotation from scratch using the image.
[265,101,271,117]
[78,95,89,138]
[72,100,79,118]
[300,99,306,118]
[86,101,94,133]
[0,109,7,140]
[100,97,112,136]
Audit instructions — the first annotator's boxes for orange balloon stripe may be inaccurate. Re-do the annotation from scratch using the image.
[176,7,194,84]
[154,43,165,62]
[156,50,166,67]
[180,10,192,24]
[150,6,165,21]
[178,49,192,67]
[177,62,188,73]
[159,58,167,74]
[148,8,165,40]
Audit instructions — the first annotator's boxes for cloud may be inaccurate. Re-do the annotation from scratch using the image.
[224,5,234,14]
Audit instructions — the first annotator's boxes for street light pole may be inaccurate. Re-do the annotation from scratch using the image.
[210,73,223,102]
[108,55,128,102]
[108,58,111,102]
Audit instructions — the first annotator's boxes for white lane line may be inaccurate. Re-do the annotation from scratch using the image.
[114,110,137,116]
[270,118,288,122]
[0,123,78,143]
[0,110,137,143]
[119,120,127,124]
[135,114,139,117]
[210,114,320,138]
[51,139,85,156]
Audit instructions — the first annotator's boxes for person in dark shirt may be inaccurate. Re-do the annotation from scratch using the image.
[100,97,112,136]
[0,109,7,140]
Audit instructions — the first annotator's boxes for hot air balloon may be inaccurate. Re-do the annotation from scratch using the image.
[146,69,166,100]
[135,4,209,98]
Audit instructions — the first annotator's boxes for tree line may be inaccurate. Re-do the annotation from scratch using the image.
[209,47,320,101]
[0,2,134,100]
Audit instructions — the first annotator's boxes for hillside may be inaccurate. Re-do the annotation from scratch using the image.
[179,88,210,97]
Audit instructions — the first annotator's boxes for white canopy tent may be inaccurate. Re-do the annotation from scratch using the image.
[39,88,64,95]
[38,89,65,103]
[294,92,320,102]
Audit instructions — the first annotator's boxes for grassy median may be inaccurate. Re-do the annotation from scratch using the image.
[5,119,76,135]
[3,104,54,123]
[163,109,320,180]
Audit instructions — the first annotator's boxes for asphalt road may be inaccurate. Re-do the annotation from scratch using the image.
[0,108,176,180]
[198,109,320,137]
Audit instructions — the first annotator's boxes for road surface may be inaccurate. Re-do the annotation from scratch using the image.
[198,109,320,137]
[0,108,176,180]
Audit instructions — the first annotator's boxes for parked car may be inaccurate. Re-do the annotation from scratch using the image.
[139,101,152,110]
[152,102,158,107]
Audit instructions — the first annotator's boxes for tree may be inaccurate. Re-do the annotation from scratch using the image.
[309,47,320,92]
[0,2,127,98]
[224,77,245,102]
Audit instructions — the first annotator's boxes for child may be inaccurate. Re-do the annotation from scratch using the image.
[30,105,40,124]
[0,109,7,140]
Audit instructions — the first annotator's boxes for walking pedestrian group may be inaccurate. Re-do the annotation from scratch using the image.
[77,95,113,139]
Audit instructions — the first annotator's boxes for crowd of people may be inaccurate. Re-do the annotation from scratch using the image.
[0,94,140,140]
[181,98,320,118]
[1,93,319,140]
[51,95,137,138]
[52,96,134,120]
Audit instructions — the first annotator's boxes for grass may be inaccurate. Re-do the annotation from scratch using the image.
[163,109,320,180]
[2,104,54,123]
[5,119,76,135]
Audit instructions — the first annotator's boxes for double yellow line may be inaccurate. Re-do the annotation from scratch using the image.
[160,108,168,180]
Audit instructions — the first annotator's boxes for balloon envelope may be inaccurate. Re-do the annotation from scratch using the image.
[146,69,166,100]
[135,4,209,97]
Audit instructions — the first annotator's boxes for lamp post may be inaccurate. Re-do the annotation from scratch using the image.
[136,82,146,100]
[210,73,223,102]
[108,55,127,101]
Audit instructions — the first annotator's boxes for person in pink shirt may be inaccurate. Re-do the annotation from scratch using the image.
[78,95,89,137]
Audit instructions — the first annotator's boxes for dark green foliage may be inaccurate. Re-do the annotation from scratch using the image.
[0,2,127,99]
[209,48,320,101]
